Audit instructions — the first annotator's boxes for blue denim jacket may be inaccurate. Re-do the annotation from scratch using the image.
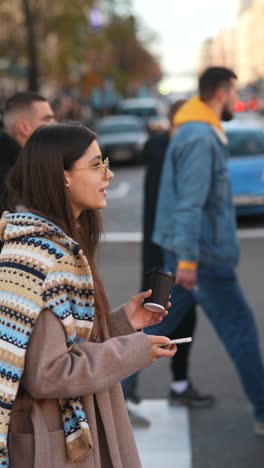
[152,122,240,268]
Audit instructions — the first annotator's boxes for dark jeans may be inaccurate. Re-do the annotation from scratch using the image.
[160,250,264,422]
[169,305,197,381]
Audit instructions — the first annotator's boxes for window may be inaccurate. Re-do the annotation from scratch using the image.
[99,122,144,135]
[121,107,158,118]
[227,130,264,157]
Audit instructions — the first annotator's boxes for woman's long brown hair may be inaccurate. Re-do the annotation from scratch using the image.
[7,123,110,338]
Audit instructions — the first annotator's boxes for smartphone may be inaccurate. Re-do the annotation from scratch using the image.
[168,337,192,345]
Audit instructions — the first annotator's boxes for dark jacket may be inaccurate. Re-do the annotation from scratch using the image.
[141,131,169,288]
[0,132,21,214]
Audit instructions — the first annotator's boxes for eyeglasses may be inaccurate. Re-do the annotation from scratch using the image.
[71,157,110,178]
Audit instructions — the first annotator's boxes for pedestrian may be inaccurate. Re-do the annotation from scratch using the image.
[123,101,214,422]
[0,123,176,467]
[0,133,20,215]
[0,91,55,216]
[152,66,264,436]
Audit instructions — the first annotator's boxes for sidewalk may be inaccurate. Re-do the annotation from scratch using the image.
[132,400,191,468]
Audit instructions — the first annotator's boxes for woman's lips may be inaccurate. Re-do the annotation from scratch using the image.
[100,185,109,196]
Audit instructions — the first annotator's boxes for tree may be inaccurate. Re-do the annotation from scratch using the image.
[0,0,94,90]
[101,14,162,92]
[0,0,161,95]
[40,0,94,83]
[22,0,39,90]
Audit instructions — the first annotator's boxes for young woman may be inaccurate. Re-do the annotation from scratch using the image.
[0,123,176,468]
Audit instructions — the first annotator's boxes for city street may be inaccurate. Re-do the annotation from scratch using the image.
[2,1,264,466]
[99,164,264,468]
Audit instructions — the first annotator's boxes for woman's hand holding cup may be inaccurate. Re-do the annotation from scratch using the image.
[124,289,171,330]
[144,268,175,313]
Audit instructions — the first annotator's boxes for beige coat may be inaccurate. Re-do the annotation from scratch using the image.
[8,306,152,468]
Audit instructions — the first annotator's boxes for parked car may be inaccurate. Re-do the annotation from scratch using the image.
[225,123,264,216]
[119,97,167,129]
[96,115,148,163]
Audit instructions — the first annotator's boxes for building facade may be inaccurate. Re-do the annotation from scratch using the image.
[198,0,264,89]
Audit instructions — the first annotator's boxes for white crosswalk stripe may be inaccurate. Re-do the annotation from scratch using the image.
[132,400,191,468]
[102,228,264,243]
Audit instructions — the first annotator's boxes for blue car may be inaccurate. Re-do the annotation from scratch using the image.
[225,124,264,216]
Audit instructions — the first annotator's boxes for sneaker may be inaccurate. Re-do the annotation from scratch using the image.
[168,382,215,409]
[127,408,151,428]
[254,421,264,436]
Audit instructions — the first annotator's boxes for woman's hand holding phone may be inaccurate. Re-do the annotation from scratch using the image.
[147,335,177,363]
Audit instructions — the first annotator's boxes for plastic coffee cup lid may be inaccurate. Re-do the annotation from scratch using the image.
[145,268,175,281]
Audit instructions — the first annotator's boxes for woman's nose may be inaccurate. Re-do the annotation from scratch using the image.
[107,169,114,180]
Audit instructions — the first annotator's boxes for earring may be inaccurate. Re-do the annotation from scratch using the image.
[66,183,70,190]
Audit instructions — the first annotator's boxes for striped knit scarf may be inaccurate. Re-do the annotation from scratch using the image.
[0,212,95,467]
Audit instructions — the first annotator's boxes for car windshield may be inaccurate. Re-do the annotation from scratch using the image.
[121,107,158,118]
[227,130,264,157]
[98,122,144,134]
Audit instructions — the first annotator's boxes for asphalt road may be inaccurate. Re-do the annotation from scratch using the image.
[99,165,264,468]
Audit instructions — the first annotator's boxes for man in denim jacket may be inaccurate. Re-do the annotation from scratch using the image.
[152,67,264,435]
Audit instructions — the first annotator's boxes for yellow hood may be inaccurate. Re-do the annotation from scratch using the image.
[173,96,223,130]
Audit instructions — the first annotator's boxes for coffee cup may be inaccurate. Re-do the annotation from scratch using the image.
[144,268,175,313]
